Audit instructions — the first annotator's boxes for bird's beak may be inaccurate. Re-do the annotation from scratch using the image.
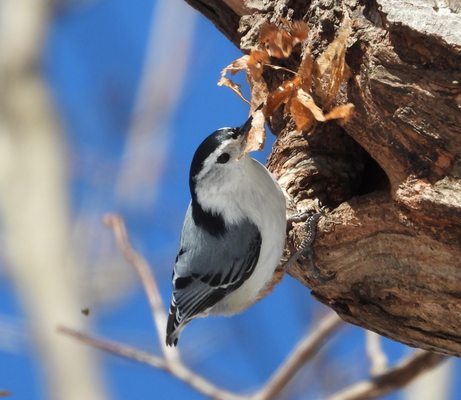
[236,114,253,142]
[234,115,253,161]
[234,104,263,144]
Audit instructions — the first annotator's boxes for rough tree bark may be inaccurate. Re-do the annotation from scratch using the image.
[184,0,461,357]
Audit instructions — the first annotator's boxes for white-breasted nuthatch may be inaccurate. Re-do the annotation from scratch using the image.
[166,114,287,346]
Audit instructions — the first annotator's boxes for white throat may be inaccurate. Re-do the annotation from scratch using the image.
[195,155,253,225]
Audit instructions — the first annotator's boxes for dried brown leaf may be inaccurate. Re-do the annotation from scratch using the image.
[290,21,309,44]
[314,13,352,107]
[265,76,300,116]
[243,108,266,153]
[298,48,314,91]
[218,52,271,107]
[324,103,355,122]
[292,89,354,131]
[260,20,308,59]
[217,76,250,105]
[296,88,327,121]
[220,55,250,76]
[260,23,293,58]
[247,49,270,80]
[289,97,315,131]
[218,55,252,105]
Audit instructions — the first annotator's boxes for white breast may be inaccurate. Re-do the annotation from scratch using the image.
[199,157,287,315]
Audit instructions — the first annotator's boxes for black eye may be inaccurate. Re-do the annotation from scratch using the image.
[217,153,230,164]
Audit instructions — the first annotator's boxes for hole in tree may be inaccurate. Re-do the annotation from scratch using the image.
[304,124,390,207]
[355,145,390,196]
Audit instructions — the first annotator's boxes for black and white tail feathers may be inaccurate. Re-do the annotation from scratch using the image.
[166,303,181,347]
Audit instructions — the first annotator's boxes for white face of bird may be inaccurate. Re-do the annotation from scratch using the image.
[189,116,256,223]
[194,137,253,212]
[195,134,247,182]
[191,114,253,190]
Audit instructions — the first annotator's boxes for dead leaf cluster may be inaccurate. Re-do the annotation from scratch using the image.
[218,14,355,146]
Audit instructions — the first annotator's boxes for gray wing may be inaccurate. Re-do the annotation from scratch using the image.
[166,204,261,345]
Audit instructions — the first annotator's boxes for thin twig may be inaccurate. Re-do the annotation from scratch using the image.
[58,326,245,400]
[253,312,343,400]
[365,331,388,376]
[58,326,167,369]
[327,350,448,400]
[103,214,178,361]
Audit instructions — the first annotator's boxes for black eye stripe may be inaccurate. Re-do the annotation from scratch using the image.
[217,153,230,164]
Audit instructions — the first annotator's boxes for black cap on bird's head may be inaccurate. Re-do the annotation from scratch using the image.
[189,114,254,183]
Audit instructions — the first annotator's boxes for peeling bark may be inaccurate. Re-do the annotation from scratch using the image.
[185,0,461,356]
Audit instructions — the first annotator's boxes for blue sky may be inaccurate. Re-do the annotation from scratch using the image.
[0,0,458,399]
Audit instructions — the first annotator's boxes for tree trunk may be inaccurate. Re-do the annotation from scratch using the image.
[0,1,108,398]
[184,0,461,357]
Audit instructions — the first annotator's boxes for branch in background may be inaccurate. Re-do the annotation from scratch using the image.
[116,0,196,208]
[58,327,166,369]
[59,215,448,400]
[403,356,453,400]
[0,1,107,399]
[57,326,242,400]
[365,331,388,376]
[103,214,177,361]
[328,351,448,400]
[253,312,343,400]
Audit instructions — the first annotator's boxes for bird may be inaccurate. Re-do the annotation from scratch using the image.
[166,113,287,346]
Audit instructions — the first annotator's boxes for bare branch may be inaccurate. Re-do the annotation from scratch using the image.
[116,1,196,208]
[103,214,178,361]
[365,331,388,376]
[58,326,167,370]
[253,312,343,400]
[327,351,448,400]
[58,326,246,400]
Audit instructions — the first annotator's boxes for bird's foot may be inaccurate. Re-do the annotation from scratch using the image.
[284,206,333,283]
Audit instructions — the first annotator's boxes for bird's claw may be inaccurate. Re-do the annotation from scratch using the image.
[285,206,333,283]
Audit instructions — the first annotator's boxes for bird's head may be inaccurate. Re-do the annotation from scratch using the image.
[189,114,254,203]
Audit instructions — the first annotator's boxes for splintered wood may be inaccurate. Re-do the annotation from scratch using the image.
[218,14,354,144]
[243,108,265,154]
[314,14,352,107]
